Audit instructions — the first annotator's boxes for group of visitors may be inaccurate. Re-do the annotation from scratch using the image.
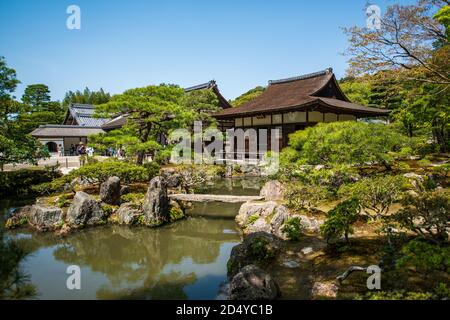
[69,143,93,156]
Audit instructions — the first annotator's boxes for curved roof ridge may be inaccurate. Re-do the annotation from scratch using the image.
[268,68,333,85]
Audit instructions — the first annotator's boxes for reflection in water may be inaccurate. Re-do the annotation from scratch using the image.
[9,218,241,300]
[1,178,265,300]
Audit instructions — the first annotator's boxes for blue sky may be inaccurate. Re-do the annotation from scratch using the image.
[0,0,413,101]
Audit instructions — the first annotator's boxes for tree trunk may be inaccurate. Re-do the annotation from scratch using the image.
[137,151,145,165]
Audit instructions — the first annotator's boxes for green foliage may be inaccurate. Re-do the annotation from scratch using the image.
[339,175,406,218]
[94,84,212,164]
[284,182,327,211]
[396,239,450,272]
[359,291,433,300]
[70,159,152,184]
[0,57,52,168]
[62,87,111,106]
[320,199,360,244]
[247,237,278,261]
[0,228,36,299]
[180,88,221,124]
[101,204,114,215]
[153,148,172,165]
[169,207,185,222]
[0,166,61,197]
[339,77,372,105]
[21,84,50,107]
[248,214,259,225]
[282,217,304,241]
[5,215,28,229]
[389,190,450,243]
[142,161,161,178]
[230,86,266,107]
[120,192,145,205]
[285,122,409,169]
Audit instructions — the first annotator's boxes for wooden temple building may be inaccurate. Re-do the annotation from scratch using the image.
[212,68,389,149]
[31,68,389,157]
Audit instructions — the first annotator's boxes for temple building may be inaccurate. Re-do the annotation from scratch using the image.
[31,68,389,157]
[212,68,389,149]
[31,104,108,154]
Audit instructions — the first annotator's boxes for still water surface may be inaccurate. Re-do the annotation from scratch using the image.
[1,178,264,300]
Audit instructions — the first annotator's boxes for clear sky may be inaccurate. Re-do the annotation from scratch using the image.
[0,0,414,101]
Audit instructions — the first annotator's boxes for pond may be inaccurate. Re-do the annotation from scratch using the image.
[0,177,265,300]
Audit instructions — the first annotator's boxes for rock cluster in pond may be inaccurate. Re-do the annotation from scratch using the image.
[100,176,121,205]
[5,174,183,233]
[227,232,283,277]
[116,203,142,225]
[28,205,63,231]
[236,201,321,239]
[161,168,182,189]
[259,180,285,201]
[67,191,107,227]
[142,176,170,226]
[229,265,280,300]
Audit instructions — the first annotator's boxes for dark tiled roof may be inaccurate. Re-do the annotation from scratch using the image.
[184,80,232,109]
[65,104,110,127]
[101,115,128,131]
[31,125,105,137]
[214,68,389,118]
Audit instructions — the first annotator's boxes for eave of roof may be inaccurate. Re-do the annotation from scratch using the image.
[31,125,105,137]
[213,68,389,118]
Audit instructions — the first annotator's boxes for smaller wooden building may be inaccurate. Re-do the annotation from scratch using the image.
[31,104,109,154]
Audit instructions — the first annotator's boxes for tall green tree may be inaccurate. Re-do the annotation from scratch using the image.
[94,84,201,164]
[0,57,47,170]
[21,84,50,109]
[63,87,111,106]
[230,86,266,107]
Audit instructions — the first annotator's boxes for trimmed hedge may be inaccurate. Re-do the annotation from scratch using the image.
[0,166,61,197]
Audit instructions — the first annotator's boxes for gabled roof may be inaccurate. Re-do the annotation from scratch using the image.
[31,125,105,137]
[63,103,110,127]
[184,80,232,109]
[214,68,390,118]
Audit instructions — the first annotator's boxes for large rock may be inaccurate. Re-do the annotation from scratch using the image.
[142,176,170,226]
[161,169,182,189]
[99,176,121,205]
[311,282,339,299]
[28,205,63,231]
[67,191,106,226]
[237,201,321,239]
[228,232,283,277]
[116,203,142,225]
[260,180,284,201]
[236,201,278,227]
[229,265,280,300]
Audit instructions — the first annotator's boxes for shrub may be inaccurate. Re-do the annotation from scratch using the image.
[0,166,61,197]
[68,159,152,184]
[320,198,360,244]
[358,291,433,300]
[120,192,145,205]
[282,217,304,241]
[153,148,172,165]
[285,122,409,169]
[284,182,327,211]
[389,190,450,244]
[396,239,450,273]
[339,175,406,219]
[142,161,161,178]
[169,207,185,222]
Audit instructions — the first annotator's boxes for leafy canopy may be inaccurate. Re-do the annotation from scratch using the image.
[284,121,409,169]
